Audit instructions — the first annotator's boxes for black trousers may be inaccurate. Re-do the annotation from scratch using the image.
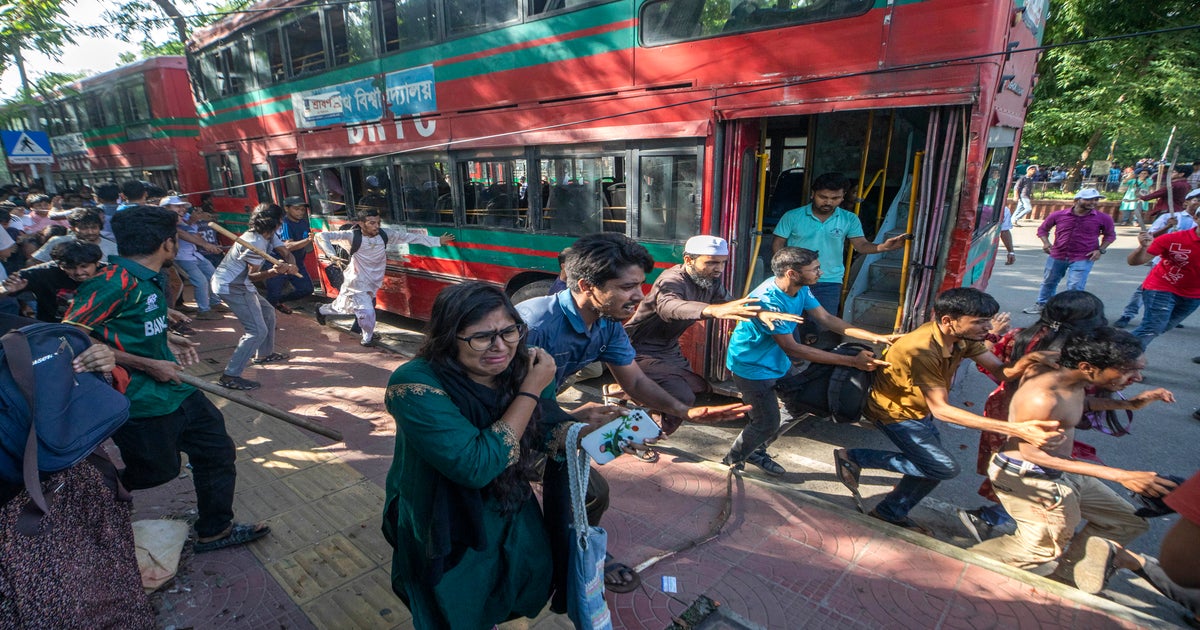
[112,390,237,538]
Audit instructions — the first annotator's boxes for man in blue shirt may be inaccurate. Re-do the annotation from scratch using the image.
[264,196,315,314]
[517,232,748,602]
[772,172,910,343]
[724,247,891,476]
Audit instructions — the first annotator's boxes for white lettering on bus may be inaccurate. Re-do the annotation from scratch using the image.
[145,315,167,336]
[345,118,437,144]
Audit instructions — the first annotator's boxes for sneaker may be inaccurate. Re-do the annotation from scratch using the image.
[746,449,786,476]
[212,303,231,313]
[957,508,997,544]
[1113,316,1131,329]
[194,310,222,320]
[1022,303,1044,315]
[315,308,327,326]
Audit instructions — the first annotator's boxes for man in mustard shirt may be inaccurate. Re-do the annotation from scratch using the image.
[833,287,1063,534]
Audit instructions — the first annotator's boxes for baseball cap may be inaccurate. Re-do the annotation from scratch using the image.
[1074,188,1103,200]
[283,196,307,207]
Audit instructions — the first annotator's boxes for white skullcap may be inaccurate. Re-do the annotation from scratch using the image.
[1075,188,1103,200]
[1186,188,1200,200]
[684,235,729,256]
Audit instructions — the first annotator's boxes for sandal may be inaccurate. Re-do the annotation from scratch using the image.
[603,553,641,594]
[630,447,659,463]
[835,448,865,512]
[194,522,271,554]
[218,375,261,391]
[252,352,291,365]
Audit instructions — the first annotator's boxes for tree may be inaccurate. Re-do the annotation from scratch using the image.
[1020,1,1200,176]
[103,0,252,56]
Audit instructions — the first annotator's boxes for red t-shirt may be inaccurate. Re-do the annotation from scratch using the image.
[1142,228,1200,298]
[1165,471,1200,525]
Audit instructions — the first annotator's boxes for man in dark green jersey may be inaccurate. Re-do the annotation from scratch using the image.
[64,205,269,553]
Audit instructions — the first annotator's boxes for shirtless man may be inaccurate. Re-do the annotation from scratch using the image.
[974,327,1176,593]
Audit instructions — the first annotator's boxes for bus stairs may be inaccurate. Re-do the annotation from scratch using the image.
[844,199,911,334]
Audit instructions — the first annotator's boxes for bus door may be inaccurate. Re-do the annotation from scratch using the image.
[271,155,304,203]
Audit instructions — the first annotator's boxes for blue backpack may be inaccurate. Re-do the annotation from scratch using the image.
[0,323,130,493]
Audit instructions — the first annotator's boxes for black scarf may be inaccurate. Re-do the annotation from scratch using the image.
[421,362,512,585]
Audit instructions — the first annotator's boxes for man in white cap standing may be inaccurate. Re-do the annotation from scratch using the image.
[1023,188,1116,314]
[623,235,802,434]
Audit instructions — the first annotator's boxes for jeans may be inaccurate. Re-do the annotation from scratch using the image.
[1119,286,1143,321]
[112,391,237,538]
[220,285,276,377]
[1012,197,1033,224]
[263,254,314,306]
[725,371,811,464]
[1130,289,1200,349]
[1035,257,1094,305]
[175,256,219,312]
[847,415,960,522]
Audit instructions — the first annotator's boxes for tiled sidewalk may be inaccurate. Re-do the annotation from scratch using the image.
[128,309,1165,629]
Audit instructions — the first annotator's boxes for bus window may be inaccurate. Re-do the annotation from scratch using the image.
[344,164,394,220]
[326,3,376,66]
[124,81,151,122]
[206,153,246,197]
[284,13,327,78]
[539,155,621,236]
[447,0,519,36]
[460,159,525,229]
[395,160,453,224]
[307,167,348,215]
[975,146,1013,237]
[253,164,273,203]
[640,0,872,46]
[255,29,286,84]
[381,0,438,52]
[638,154,699,242]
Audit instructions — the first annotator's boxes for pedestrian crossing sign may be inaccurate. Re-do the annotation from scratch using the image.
[1,130,54,164]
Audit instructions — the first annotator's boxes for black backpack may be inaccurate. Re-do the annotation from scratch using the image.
[0,322,131,532]
[779,342,877,423]
[325,224,389,288]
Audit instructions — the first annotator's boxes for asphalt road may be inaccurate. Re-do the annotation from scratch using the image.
[354,222,1197,625]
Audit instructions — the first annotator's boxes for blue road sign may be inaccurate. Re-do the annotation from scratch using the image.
[2,130,54,164]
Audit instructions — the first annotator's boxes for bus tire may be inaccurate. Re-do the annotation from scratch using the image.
[510,279,556,304]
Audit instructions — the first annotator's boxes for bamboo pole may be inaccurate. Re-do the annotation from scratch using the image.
[208,223,303,278]
[177,372,343,441]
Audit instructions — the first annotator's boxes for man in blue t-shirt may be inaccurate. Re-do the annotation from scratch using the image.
[264,196,315,314]
[517,232,749,604]
[723,247,892,476]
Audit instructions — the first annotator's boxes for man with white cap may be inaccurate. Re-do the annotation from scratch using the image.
[1127,187,1200,349]
[623,235,803,434]
[1023,188,1117,314]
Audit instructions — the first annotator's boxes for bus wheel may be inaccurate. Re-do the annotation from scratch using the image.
[510,279,555,304]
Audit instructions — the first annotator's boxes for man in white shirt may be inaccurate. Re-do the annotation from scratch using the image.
[30,207,119,264]
[314,208,454,345]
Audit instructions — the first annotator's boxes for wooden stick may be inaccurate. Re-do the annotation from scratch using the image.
[208,223,303,278]
[177,372,343,441]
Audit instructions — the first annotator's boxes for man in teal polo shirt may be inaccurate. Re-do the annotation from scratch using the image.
[64,205,269,553]
[772,172,910,323]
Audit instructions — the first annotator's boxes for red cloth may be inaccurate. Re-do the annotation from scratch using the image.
[1165,471,1200,525]
[1142,229,1200,298]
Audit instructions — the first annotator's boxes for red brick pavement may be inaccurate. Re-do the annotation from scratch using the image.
[127,306,1159,629]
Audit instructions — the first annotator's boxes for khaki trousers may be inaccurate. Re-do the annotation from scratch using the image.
[974,460,1147,578]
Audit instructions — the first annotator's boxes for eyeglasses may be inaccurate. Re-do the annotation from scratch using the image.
[457,323,527,351]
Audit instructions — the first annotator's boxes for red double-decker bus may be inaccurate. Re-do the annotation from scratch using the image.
[12,57,206,198]
[189,0,1045,374]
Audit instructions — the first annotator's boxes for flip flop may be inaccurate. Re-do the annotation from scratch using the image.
[252,352,291,365]
[630,447,659,463]
[603,553,641,594]
[834,448,865,512]
[194,522,270,554]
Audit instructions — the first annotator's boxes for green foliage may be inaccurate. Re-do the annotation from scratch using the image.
[0,0,89,76]
[1019,0,1200,166]
[104,0,253,48]
[117,39,186,64]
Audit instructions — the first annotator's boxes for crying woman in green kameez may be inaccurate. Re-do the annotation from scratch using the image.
[382,281,587,629]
